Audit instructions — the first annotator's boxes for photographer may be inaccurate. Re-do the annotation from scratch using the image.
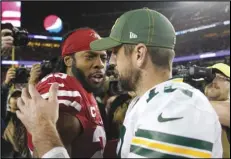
[204,63,230,158]
[1,67,16,119]
[1,29,14,57]
[3,89,31,158]
[28,58,59,86]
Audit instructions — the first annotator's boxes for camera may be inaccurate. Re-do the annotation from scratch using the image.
[1,23,29,46]
[12,58,58,84]
[12,67,30,84]
[39,57,58,81]
[173,65,216,92]
[108,80,126,96]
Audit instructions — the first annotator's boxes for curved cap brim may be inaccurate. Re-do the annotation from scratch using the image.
[90,37,122,51]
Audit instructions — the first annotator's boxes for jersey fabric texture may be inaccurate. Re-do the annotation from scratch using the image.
[116,79,223,158]
[27,73,106,158]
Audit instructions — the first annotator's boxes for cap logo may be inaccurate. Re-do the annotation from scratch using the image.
[130,32,137,39]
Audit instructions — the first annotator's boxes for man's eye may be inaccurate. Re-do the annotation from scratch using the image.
[86,56,94,60]
[101,56,108,61]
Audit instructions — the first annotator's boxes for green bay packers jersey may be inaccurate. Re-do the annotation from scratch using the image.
[117,79,222,158]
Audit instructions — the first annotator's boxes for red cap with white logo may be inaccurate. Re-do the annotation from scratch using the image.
[61,28,101,57]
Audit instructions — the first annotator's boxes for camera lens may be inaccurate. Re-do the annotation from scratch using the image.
[13,28,29,46]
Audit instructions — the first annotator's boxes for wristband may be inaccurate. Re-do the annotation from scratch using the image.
[42,147,70,158]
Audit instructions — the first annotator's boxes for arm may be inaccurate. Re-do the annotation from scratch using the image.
[34,73,83,156]
[32,121,69,158]
[16,83,70,158]
[210,101,230,127]
[56,111,82,155]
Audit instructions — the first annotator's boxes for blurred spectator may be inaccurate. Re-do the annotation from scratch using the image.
[204,63,230,158]
[3,90,31,158]
[1,67,16,119]
[106,92,136,140]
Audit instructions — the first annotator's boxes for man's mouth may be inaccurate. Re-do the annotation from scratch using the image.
[90,73,104,84]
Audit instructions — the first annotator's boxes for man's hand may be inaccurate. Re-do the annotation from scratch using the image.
[16,83,59,134]
[1,29,13,48]
[4,67,16,85]
[1,29,14,57]
[29,64,42,85]
[16,83,68,158]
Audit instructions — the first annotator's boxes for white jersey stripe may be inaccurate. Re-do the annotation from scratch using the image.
[58,100,72,106]
[70,101,82,111]
[41,90,81,99]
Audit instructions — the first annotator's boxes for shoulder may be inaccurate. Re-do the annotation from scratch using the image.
[36,73,83,93]
[136,81,220,142]
[36,73,83,105]
[145,81,218,118]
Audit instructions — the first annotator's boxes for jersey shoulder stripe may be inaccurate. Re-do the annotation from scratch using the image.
[130,145,186,158]
[41,90,81,99]
[36,73,82,111]
[130,128,213,158]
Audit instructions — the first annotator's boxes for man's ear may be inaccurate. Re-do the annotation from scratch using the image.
[134,43,148,68]
[63,55,73,67]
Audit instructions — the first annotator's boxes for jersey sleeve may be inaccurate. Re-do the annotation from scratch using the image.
[128,88,222,158]
[36,73,90,129]
[36,73,82,114]
[28,73,90,152]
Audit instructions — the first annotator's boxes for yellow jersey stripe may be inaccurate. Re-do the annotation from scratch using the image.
[132,137,212,158]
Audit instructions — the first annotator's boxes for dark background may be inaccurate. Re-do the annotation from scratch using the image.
[20,1,207,36]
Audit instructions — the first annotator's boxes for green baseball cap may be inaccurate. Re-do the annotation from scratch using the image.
[90,8,176,51]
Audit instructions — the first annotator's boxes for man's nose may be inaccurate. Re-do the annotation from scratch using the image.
[109,53,116,66]
[93,56,105,70]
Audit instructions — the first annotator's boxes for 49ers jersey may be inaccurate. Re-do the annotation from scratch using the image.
[27,73,106,158]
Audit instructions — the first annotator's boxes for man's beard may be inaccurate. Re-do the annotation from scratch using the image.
[119,67,141,92]
[71,65,105,94]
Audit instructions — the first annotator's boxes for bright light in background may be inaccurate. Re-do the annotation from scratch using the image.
[1,1,21,27]
[183,2,199,5]
[16,2,21,7]
[224,20,230,25]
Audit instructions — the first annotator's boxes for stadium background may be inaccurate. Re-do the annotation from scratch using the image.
[1,1,230,82]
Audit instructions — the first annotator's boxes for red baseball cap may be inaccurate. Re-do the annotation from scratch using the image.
[61,28,101,57]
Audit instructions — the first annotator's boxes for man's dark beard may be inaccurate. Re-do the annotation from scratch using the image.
[71,65,104,94]
[119,68,141,92]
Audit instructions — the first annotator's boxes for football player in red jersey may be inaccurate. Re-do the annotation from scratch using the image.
[27,28,108,158]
